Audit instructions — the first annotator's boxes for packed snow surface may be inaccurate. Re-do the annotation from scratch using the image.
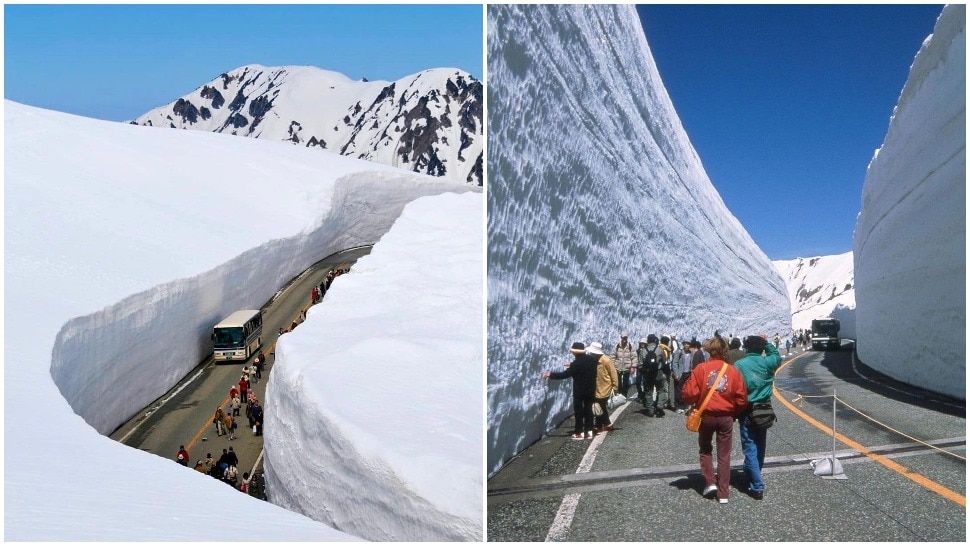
[487,4,791,474]
[853,5,965,399]
[266,192,483,541]
[134,64,483,185]
[5,100,472,539]
[773,252,855,336]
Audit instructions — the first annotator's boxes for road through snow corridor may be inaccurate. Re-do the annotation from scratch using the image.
[110,247,369,500]
[487,345,965,541]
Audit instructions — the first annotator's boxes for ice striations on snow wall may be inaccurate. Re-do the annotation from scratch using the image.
[853,5,965,399]
[266,192,482,541]
[487,4,791,474]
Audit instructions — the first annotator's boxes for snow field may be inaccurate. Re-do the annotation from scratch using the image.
[265,192,483,541]
[5,100,473,539]
[853,5,965,399]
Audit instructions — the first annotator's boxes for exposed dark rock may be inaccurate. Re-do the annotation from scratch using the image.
[200,107,211,120]
[201,85,225,109]
[248,95,274,123]
[169,122,176,128]
[287,121,302,143]
[371,120,379,129]
[458,130,472,160]
[353,102,362,116]
[227,113,248,128]
[343,115,351,125]
[362,77,369,82]
[228,90,247,112]
[467,152,483,185]
[306,136,327,149]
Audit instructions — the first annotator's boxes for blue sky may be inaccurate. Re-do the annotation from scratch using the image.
[5,4,483,122]
[637,4,944,259]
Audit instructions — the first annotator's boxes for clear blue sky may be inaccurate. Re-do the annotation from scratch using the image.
[5,4,483,122]
[637,4,944,260]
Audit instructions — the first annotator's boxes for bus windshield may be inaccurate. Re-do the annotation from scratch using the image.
[812,320,840,336]
[214,327,245,348]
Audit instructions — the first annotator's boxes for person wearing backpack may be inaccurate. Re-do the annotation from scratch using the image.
[638,334,668,417]
[734,335,781,500]
[681,336,748,503]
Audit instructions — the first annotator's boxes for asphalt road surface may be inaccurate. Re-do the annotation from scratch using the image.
[487,344,966,541]
[110,246,371,496]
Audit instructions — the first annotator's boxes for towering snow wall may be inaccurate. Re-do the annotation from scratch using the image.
[5,100,471,539]
[266,192,482,541]
[487,4,791,474]
[853,5,965,399]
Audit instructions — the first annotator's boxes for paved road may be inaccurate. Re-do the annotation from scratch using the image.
[110,247,371,494]
[487,345,966,541]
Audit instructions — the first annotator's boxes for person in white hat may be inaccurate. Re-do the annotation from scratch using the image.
[588,342,619,433]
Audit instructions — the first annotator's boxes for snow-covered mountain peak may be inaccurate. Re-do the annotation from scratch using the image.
[772,251,855,331]
[133,64,483,185]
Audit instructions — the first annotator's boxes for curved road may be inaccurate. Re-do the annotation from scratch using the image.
[487,345,965,541]
[109,247,371,495]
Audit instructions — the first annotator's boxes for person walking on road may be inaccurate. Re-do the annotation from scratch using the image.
[590,342,619,434]
[202,453,215,476]
[176,445,190,466]
[543,342,598,440]
[681,336,748,504]
[239,375,250,404]
[725,337,745,364]
[251,400,264,436]
[255,351,265,380]
[639,334,668,417]
[227,413,238,441]
[231,395,241,417]
[735,335,782,500]
[613,334,637,398]
[784,337,791,356]
[213,407,227,436]
[660,336,676,411]
[240,472,251,494]
[226,446,239,468]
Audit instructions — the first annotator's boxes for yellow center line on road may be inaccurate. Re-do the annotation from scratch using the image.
[773,351,966,507]
[184,279,319,455]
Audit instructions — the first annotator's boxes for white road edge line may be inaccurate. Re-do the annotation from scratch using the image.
[249,448,264,485]
[117,364,209,444]
[545,400,632,542]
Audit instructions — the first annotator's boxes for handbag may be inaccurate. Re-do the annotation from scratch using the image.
[748,402,776,429]
[592,401,603,416]
[608,389,626,410]
[685,362,729,433]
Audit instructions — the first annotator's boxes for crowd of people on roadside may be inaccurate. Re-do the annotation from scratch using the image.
[544,329,782,504]
[312,266,349,305]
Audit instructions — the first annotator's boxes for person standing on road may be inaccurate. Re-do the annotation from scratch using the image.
[226,446,239,467]
[784,337,791,356]
[213,407,227,436]
[227,413,237,441]
[176,445,190,466]
[590,342,619,434]
[240,472,251,494]
[660,336,675,412]
[639,334,668,417]
[681,336,748,504]
[202,453,215,475]
[672,341,693,413]
[734,335,782,500]
[239,375,250,404]
[668,338,684,410]
[612,334,637,398]
[690,338,707,369]
[251,400,264,436]
[725,337,745,364]
[542,342,598,440]
[229,386,238,401]
[231,395,241,417]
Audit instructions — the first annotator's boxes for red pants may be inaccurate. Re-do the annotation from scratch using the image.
[698,414,734,499]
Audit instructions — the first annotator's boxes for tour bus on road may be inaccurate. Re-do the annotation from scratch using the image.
[811,318,841,351]
[212,309,263,362]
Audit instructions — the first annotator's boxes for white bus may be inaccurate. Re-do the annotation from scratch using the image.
[212,309,263,362]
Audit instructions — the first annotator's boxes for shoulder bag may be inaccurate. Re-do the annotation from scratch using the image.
[685,362,729,432]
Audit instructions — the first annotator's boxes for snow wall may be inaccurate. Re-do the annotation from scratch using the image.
[5,100,473,539]
[487,4,791,474]
[853,5,965,399]
[266,192,482,541]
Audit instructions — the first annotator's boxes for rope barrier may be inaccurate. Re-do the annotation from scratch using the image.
[835,396,966,462]
[772,384,966,462]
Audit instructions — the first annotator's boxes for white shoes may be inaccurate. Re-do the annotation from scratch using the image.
[702,485,717,498]
[719,498,728,504]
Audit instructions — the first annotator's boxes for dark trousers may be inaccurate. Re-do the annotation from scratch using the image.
[636,368,648,401]
[698,414,734,499]
[594,397,611,427]
[619,371,632,397]
[572,396,594,434]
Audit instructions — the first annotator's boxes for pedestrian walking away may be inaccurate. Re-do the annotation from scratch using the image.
[590,342,619,433]
[639,334,669,416]
[681,336,748,503]
[240,472,251,494]
[735,334,782,499]
[543,341,598,440]
[176,445,190,466]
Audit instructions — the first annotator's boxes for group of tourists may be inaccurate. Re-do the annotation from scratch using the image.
[544,330,782,503]
[178,444,252,493]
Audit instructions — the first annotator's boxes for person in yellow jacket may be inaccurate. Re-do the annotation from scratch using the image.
[588,341,619,434]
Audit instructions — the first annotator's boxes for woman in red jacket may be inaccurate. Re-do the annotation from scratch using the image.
[681,336,748,503]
